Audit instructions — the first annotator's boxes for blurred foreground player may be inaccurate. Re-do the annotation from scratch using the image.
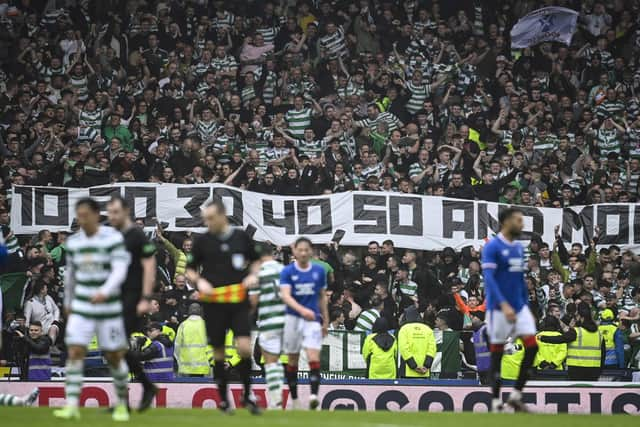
[185,199,261,414]
[54,198,131,421]
[481,208,538,412]
[107,196,158,410]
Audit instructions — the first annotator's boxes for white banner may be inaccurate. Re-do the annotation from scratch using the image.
[9,184,640,252]
[1,381,639,413]
[511,7,579,48]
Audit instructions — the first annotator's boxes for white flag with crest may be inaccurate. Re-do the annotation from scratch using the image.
[510,6,579,49]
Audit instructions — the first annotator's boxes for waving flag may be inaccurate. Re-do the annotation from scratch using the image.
[510,6,579,48]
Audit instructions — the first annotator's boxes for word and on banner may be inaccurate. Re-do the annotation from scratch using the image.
[2,382,639,414]
[10,184,640,251]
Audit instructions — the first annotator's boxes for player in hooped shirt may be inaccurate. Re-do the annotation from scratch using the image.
[280,237,329,410]
[481,208,538,412]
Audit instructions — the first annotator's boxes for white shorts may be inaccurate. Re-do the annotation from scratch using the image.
[259,329,284,355]
[66,314,128,352]
[486,305,537,344]
[283,314,322,353]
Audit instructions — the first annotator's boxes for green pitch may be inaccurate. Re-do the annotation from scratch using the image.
[1,408,637,427]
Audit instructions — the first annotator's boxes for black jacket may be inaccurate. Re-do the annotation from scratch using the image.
[445,183,475,200]
[474,169,519,202]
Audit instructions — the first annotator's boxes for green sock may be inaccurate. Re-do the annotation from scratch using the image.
[65,359,84,408]
[110,359,129,405]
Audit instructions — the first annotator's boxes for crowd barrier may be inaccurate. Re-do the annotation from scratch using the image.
[1,381,639,414]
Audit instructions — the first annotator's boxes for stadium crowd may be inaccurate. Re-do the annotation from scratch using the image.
[1,0,640,380]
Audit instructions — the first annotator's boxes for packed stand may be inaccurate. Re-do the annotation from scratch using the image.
[1,0,640,380]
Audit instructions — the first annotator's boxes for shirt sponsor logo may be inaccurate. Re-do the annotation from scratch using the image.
[294,282,316,296]
[508,257,524,272]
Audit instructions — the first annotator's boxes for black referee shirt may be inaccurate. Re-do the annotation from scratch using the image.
[187,228,259,287]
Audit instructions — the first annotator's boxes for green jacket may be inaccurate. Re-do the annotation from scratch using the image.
[104,125,134,152]
[49,244,66,264]
[160,236,187,279]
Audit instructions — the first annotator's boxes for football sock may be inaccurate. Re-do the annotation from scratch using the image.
[515,346,538,392]
[265,362,283,406]
[489,349,504,399]
[285,365,298,400]
[238,357,252,400]
[309,361,321,395]
[0,394,22,406]
[65,359,84,408]
[214,360,229,403]
[110,359,130,405]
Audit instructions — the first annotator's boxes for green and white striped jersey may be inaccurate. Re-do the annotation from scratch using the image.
[70,74,89,101]
[285,108,312,139]
[398,279,418,298]
[408,161,429,179]
[596,128,621,155]
[405,82,431,115]
[534,133,558,152]
[1,224,20,254]
[356,111,401,133]
[66,226,130,319]
[252,260,285,333]
[354,308,380,332]
[296,138,325,159]
[79,109,104,131]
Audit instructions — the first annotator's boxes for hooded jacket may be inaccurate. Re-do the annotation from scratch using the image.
[361,317,397,379]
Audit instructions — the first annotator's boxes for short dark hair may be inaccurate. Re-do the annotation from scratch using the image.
[330,309,343,322]
[294,237,312,248]
[108,195,130,210]
[205,197,226,215]
[30,320,43,328]
[75,197,100,213]
[498,207,523,225]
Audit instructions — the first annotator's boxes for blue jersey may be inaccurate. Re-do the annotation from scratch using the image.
[481,234,528,312]
[279,262,326,320]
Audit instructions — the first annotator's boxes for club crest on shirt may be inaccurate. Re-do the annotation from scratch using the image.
[291,275,299,281]
[232,253,245,270]
[312,272,319,280]
[502,249,509,256]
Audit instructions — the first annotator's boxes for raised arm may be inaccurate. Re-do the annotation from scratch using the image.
[491,111,506,135]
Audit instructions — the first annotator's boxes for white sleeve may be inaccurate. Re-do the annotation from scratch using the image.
[64,256,75,311]
[100,252,130,296]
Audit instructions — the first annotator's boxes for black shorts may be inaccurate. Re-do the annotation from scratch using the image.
[202,302,250,347]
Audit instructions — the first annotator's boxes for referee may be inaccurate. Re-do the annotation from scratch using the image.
[107,196,158,411]
[185,199,261,414]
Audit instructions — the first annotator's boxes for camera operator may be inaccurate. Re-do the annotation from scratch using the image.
[15,321,52,381]
[3,313,28,376]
